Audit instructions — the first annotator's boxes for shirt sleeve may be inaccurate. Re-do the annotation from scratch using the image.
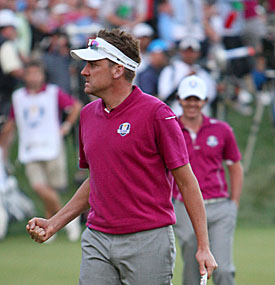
[153,104,189,170]
[57,88,76,110]
[223,123,242,162]
[0,41,23,74]
[8,104,15,120]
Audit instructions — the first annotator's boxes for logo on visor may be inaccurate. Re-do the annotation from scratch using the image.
[88,39,99,50]
[189,80,198,88]
[117,122,131,137]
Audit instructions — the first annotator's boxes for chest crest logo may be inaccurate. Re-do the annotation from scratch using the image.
[23,105,45,128]
[207,135,218,147]
[117,122,131,137]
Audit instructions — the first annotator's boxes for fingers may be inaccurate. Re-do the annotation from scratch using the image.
[26,218,37,231]
[29,225,45,236]
[33,225,46,237]
[197,251,218,279]
[199,256,218,279]
[205,260,218,279]
[26,218,48,243]
[199,263,207,276]
[206,266,214,279]
[28,225,46,242]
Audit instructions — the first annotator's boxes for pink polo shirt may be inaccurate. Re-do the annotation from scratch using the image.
[173,115,241,201]
[244,1,258,19]
[79,86,189,234]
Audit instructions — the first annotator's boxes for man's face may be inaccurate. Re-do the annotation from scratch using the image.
[180,48,200,65]
[179,96,206,119]
[151,51,168,68]
[81,59,114,96]
[2,26,17,40]
[24,66,45,90]
[139,36,152,52]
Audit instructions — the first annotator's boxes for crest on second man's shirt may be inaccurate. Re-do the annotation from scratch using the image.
[117,122,131,136]
[206,135,218,147]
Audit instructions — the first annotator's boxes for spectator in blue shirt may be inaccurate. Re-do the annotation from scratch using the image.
[137,39,169,97]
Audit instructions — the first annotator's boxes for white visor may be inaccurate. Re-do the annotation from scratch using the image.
[70,37,139,71]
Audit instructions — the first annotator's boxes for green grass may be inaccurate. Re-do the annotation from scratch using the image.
[226,105,275,226]
[0,231,81,285]
[1,101,274,284]
[1,225,274,285]
[174,226,275,285]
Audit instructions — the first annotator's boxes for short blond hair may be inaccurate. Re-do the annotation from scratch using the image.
[98,29,141,82]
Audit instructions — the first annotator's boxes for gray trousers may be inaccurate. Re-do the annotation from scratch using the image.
[173,199,238,285]
[79,226,176,285]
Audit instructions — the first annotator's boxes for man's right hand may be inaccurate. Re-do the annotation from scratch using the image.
[26,218,55,243]
[196,247,218,279]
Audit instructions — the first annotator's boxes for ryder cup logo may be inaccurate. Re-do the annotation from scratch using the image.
[117,122,131,136]
[207,135,218,147]
[23,105,45,128]
[189,79,198,88]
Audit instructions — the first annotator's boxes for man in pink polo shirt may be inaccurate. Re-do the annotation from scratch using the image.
[173,75,243,285]
[26,29,217,284]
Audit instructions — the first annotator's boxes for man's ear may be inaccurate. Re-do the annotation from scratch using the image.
[112,64,124,79]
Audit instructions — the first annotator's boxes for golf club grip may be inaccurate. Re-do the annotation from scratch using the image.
[200,273,208,285]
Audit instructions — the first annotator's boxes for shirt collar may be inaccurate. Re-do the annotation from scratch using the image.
[25,84,47,95]
[101,85,140,114]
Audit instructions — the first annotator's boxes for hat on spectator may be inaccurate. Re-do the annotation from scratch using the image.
[132,23,154,38]
[86,0,102,9]
[0,9,17,28]
[52,3,70,15]
[179,37,201,51]
[178,75,207,100]
[147,39,168,53]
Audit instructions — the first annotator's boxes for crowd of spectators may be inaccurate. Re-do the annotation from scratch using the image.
[0,0,274,239]
[0,0,273,123]
[0,1,274,109]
